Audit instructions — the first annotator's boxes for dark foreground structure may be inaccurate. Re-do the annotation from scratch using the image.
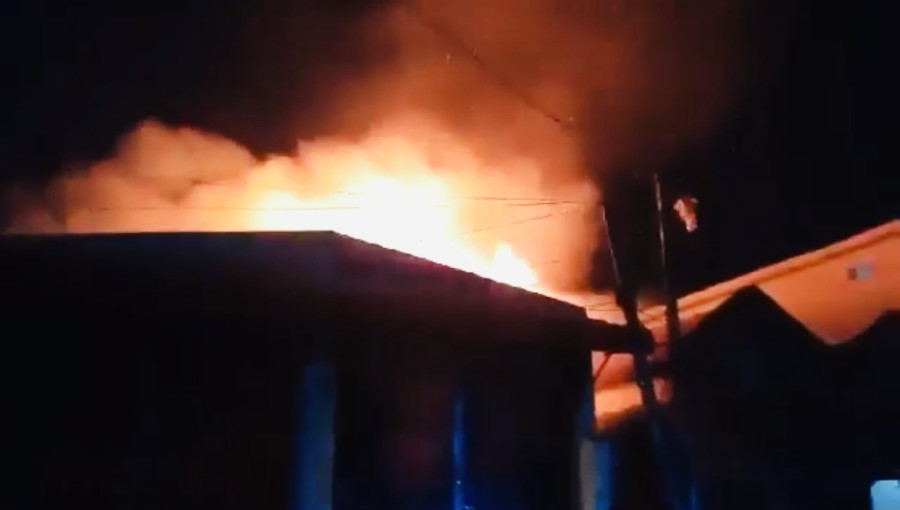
[670,287,900,510]
[3,232,628,510]
[589,287,899,510]
[588,221,898,510]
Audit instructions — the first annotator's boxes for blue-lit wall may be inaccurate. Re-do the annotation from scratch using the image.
[4,233,598,510]
[330,339,590,510]
[293,360,337,510]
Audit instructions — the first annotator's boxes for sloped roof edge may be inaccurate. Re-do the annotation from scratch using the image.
[641,220,899,328]
[0,230,594,323]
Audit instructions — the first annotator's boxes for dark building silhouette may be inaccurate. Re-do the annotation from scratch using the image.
[669,287,899,510]
[3,232,626,510]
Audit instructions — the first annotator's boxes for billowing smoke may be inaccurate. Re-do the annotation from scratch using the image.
[4,0,755,293]
[342,0,755,175]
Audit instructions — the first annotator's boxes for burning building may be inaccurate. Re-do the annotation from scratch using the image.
[4,230,630,510]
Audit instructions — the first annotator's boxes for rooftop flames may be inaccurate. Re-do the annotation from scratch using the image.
[8,119,599,296]
[253,177,540,289]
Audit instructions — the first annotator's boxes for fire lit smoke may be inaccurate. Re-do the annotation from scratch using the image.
[8,117,597,292]
[3,0,754,296]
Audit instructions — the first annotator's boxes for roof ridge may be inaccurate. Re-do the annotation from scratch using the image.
[642,219,898,325]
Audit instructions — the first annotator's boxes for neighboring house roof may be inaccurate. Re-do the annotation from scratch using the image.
[641,219,899,344]
[589,219,899,424]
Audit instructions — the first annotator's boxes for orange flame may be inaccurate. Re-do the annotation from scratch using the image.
[253,179,539,289]
[10,120,597,295]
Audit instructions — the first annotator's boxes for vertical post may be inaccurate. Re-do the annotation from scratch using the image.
[653,172,681,345]
[601,200,684,510]
[452,386,468,510]
[588,439,616,510]
[599,204,621,285]
[579,365,615,510]
[577,348,599,510]
[618,287,684,510]
[654,173,700,510]
[293,356,337,510]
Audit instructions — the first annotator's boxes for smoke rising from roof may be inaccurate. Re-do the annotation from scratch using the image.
[3,0,755,292]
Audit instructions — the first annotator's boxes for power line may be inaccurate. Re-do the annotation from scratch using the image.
[81,203,583,270]
[88,205,448,212]
[115,177,586,205]
[83,201,581,212]
[593,352,613,384]
[74,204,578,270]
[458,206,583,237]
[82,203,583,235]
[335,191,582,205]
[400,0,576,133]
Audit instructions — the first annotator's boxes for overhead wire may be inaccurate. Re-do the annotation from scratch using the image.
[592,352,613,384]
[82,201,584,214]
[75,201,582,273]
[114,176,586,206]
[400,10,686,509]
[458,205,583,237]
[398,0,577,133]
[53,3,608,307]
[399,0,676,336]
[87,4,589,239]
[83,205,583,241]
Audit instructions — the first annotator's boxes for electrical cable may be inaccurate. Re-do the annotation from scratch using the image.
[84,201,581,212]
[458,206,583,237]
[592,352,613,385]
[95,178,586,206]
[399,0,576,133]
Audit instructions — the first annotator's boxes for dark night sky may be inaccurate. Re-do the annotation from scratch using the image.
[0,0,894,295]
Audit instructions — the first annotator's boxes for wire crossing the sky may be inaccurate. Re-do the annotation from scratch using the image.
[400,0,577,133]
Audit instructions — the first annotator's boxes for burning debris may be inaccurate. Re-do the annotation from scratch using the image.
[674,196,699,233]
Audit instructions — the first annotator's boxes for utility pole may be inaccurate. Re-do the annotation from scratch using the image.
[600,189,684,510]
[653,172,681,345]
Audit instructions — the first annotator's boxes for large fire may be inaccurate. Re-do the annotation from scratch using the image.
[253,177,539,289]
[3,0,751,299]
[8,119,597,295]
[1,0,758,429]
